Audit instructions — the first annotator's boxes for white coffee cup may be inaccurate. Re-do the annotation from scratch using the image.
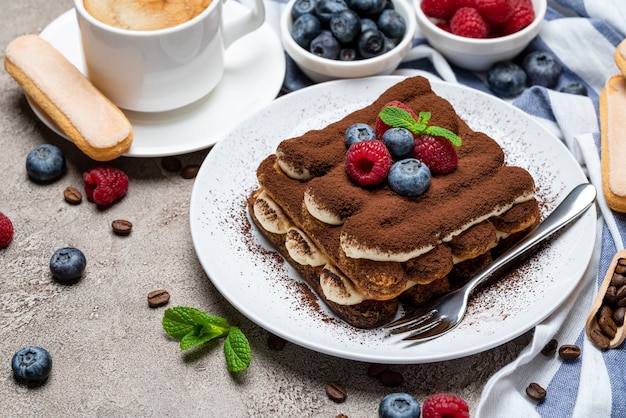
[74,0,265,112]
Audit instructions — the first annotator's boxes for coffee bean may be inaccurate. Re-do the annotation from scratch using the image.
[590,328,611,350]
[161,156,182,172]
[598,311,618,339]
[181,164,200,179]
[147,289,170,308]
[267,333,287,351]
[335,415,349,418]
[558,344,581,361]
[604,286,618,305]
[612,273,626,287]
[325,381,347,403]
[112,219,133,236]
[377,370,404,387]
[63,186,82,204]
[613,307,626,326]
[615,260,626,275]
[367,363,388,377]
[526,382,546,402]
[540,338,558,356]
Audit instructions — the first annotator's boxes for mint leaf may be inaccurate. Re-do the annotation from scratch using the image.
[162,306,251,373]
[223,326,251,372]
[378,105,462,147]
[162,306,230,341]
[423,126,462,147]
[417,111,431,127]
[379,106,422,133]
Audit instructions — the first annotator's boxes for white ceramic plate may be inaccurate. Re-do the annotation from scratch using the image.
[33,5,285,158]
[189,76,596,364]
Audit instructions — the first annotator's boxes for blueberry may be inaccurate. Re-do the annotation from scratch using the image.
[25,144,66,182]
[292,0,318,19]
[345,123,376,147]
[361,18,378,33]
[559,82,588,96]
[522,50,562,88]
[387,159,431,197]
[50,247,87,284]
[330,9,361,44]
[382,128,414,159]
[379,392,421,418]
[315,0,348,23]
[340,48,357,61]
[377,9,405,39]
[487,61,527,98]
[292,13,322,49]
[347,0,386,16]
[12,346,53,385]
[358,29,386,58]
[383,36,396,53]
[310,31,341,59]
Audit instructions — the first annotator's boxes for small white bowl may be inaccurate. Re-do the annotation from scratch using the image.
[281,0,417,83]
[415,0,547,71]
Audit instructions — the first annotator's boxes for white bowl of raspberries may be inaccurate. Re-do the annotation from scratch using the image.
[416,0,547,71]
[281,0,417,83]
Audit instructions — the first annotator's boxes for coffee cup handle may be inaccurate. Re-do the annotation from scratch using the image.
[222,0,266,49]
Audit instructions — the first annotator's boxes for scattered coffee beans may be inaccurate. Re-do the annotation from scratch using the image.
[112,219,133,236]
[367,363,388,377]
[540,338,558,356]
[558,344,581,361]
[267,333,287,351]
[63,186,82,204]
[181,164,200,179]
[147,289,170,308]
[526,382,547,402]
[325,381,347,403]
[161,156,182,172]
[377,370,404,387]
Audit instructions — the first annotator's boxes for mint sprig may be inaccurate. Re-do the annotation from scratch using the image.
[379,106,462,147]
[162,306,251,373]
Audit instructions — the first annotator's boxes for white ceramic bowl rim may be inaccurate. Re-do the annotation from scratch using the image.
[415,0,547,46]
[281,0,417,68]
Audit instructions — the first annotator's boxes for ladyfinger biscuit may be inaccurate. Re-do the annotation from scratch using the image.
[600,75,626,213]
[615,39,626,77]
[4,35,133,161]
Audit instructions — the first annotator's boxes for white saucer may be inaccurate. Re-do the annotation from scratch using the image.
[34,6,286,158]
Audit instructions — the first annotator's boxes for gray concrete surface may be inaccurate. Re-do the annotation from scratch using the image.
[0,1,531,416]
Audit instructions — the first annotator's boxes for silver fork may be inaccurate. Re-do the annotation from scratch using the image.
[384,183,597,343]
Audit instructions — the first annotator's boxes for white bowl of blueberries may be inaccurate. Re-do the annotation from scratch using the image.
[281,0,417,83]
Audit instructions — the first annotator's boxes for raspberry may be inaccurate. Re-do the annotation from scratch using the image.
[413,135,458,174]
[456,0,476,7]
[450,7,490,38]
[421,0,458,20]
[0,212,14,249]
[498,0,534,36]
[422,393,470,418]
[345,140,392,185]
[83,166,129,206]
[375,101,419,140]
[476,0,514,24]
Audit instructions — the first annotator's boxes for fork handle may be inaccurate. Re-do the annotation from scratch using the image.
[462,183,596,296]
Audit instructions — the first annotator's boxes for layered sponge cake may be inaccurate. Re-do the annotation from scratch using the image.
[248,76,539,328]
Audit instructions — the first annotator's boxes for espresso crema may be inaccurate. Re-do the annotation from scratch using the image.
[83,0,212,31]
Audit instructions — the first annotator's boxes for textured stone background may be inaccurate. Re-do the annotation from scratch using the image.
[0,1,531,416]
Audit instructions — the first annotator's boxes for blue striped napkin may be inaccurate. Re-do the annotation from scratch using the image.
[265,0,626,415]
